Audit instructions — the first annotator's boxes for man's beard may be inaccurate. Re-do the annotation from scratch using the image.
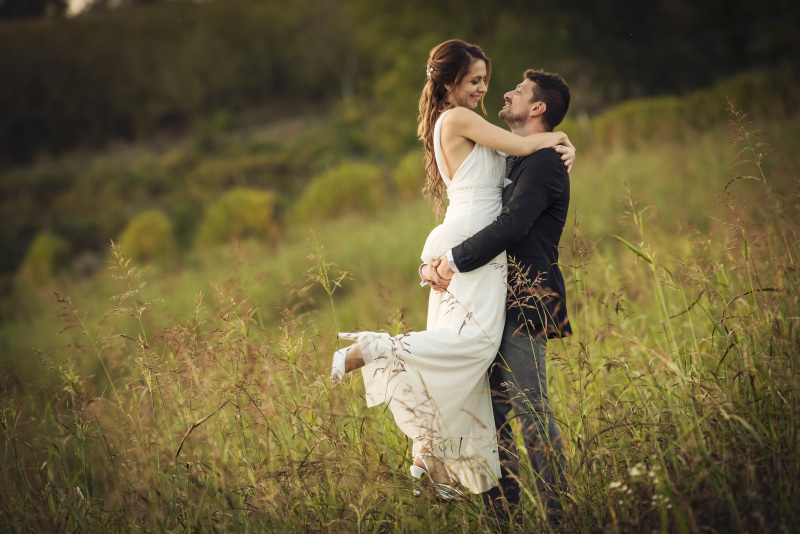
[499,107,526,129]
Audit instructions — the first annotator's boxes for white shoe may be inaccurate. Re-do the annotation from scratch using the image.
[330,333,366,385]
[330,347,348,385]
[410,453,463,500]
[331,332,379,385]
[337,332,365,343]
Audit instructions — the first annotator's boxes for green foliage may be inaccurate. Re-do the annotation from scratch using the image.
[196,187,276,246]
[325,98,377,160]
[590,69,799,147]
[687,70,800,129]
[0,0,65,18]
[290,161,385,223]
[592,96,688,146]
[0,0,350,162]
[4,0,797,163]
[392,149,425,200]
[1,70,797,283]
[118,210,175,265]
[0,125,321,275]
[14,232,69,285]
[193,109,241,152]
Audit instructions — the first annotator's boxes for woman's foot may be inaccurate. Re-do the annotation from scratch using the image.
[412,452,449,485]
[410,451,463,499]
[330,333,368,385]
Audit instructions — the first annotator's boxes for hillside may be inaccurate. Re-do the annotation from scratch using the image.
[0,99,797,530]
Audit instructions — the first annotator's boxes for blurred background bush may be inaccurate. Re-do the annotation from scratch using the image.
[14,232,69,287]
[118,209,175,265]
[392,150,426,201]
[290,161,385,223]
[196,187,276,246]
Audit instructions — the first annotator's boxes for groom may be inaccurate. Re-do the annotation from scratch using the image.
[423,69,572,522]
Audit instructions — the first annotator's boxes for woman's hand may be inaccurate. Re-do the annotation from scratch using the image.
[553,137,575,173]
[422,259,450,292]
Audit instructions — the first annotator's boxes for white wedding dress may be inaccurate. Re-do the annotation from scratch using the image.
[359,109,508,493]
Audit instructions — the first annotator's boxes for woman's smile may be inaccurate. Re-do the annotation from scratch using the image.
[450,59,488,109]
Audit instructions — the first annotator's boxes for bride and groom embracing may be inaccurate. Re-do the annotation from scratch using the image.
[331,39,573,522]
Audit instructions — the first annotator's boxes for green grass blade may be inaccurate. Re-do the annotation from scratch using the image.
[612,235,654,264]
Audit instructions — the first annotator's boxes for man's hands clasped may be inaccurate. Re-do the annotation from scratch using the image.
[422,140,573,293]
[423,257,455,292]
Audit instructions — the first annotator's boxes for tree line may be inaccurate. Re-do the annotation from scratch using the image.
[0,0,798,165]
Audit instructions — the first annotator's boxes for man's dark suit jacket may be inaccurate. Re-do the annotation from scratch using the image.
[450,147,572,339]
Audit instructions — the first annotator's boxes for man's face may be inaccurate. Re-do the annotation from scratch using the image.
[499,78,537,127]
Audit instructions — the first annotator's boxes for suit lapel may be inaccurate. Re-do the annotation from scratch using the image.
[503,156,521,205]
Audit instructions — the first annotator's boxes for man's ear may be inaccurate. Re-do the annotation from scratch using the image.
[530,101,547,119]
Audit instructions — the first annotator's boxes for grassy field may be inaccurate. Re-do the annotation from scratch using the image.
[0,104,798,532]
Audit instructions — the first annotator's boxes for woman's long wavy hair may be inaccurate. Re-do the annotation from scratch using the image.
[418,40,491,216]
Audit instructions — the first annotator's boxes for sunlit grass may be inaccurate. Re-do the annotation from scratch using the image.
[0,108,798,532]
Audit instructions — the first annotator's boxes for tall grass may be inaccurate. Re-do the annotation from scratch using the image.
[1,106,798,532]
[550,102,799,532]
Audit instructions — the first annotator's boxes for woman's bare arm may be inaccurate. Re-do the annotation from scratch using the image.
[445,107,570,156]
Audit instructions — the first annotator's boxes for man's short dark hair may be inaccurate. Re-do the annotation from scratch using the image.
[525,69,570,131]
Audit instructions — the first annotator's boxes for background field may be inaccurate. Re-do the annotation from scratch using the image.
[1,1,799,532]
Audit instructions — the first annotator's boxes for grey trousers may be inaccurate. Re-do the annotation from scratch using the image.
[482,319,566,514]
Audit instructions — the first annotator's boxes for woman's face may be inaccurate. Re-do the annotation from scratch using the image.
[448,59,488,109]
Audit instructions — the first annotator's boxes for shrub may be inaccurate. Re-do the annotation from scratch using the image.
[589,69,799,147]
[592,96,688,146]
[15,232,69,286]
[687,70,800,130]
[118,210,176,264]
[172,201,202,250]
[291,161,385,223]
[194,110,241,152]
[196,187,276,246]
[392,150,425,201]
[191,152,289,199]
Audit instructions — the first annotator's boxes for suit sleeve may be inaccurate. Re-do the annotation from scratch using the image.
[451,149,566,273]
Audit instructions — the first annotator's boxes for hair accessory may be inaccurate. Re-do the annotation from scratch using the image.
[426,65,436,78]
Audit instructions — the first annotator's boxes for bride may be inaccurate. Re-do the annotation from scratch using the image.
[331,39,574,497]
